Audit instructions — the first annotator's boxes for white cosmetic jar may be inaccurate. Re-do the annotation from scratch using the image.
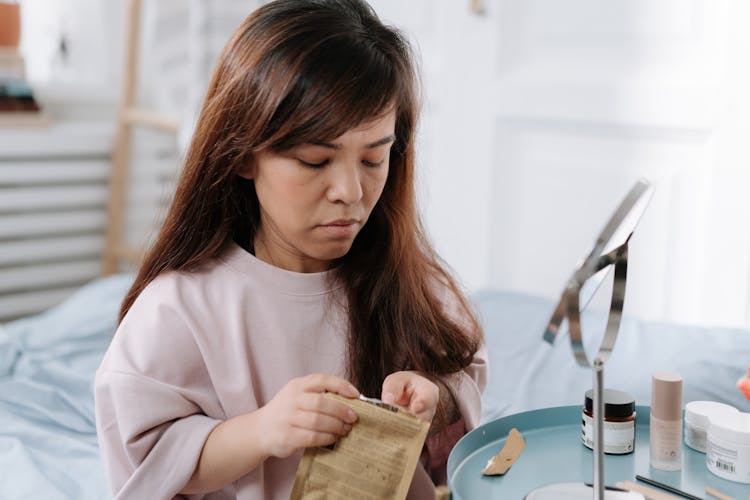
[706,411,750,484]
[684,401,739,453]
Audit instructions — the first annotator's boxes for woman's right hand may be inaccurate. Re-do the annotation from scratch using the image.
[257,374,360,458]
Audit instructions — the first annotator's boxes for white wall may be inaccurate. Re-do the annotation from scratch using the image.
[15,0,750,329]
[375,0,750,330]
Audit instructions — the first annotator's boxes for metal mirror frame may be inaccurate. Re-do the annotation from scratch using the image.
[534,179,654,500]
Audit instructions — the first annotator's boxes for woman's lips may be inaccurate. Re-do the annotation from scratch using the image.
[318,220,360,237]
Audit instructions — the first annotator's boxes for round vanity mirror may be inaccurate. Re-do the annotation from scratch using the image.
[530,179,654,500]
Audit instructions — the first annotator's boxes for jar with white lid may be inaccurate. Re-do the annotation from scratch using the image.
[684,401,739,453]
[706,412,750,484]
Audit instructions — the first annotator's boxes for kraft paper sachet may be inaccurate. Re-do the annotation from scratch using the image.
[482,427,525,476]
[290,392,430,500]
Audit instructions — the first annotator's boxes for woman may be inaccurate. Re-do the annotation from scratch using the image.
[95,1,487,498]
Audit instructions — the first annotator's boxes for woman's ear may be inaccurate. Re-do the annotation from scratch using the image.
[237,157,256,180]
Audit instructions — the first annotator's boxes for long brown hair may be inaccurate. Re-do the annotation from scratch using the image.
[120,0,482,398]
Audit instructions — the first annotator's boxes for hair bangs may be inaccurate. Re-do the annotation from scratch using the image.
[263,33,405,151]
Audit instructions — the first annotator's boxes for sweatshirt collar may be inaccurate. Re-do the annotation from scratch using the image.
[220,242,342,296]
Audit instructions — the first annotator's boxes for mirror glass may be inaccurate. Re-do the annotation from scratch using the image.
[544,179,655,352]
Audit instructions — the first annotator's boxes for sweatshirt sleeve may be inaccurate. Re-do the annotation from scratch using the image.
[94,277,223,499]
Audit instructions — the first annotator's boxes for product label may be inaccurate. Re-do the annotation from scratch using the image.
[684,425,706,452]
[707,439,750,483]
[581,413,635,454]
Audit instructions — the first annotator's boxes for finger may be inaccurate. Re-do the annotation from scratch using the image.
[289,427,341,450]
[292,410,354,436]
[381,373,414,407]
[411,379,440,418]
[410,381,438,411]
[299,392,358,424]
[409,397,436,422]
[301,374,359,398]
[410,397,425,415]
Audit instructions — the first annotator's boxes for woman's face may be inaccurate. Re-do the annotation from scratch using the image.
[241,110,396,273]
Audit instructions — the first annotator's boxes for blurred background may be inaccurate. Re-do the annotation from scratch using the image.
[1,0,749,330]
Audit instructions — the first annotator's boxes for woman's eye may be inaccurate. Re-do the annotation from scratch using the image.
[362,158,386,168]
[298,158,330,168]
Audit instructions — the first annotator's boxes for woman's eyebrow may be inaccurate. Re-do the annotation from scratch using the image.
[311,134,396,150]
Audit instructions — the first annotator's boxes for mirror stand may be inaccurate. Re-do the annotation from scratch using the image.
[526,179,654,500]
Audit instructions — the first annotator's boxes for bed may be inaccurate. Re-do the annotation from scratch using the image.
[0,275,131,499]
[1,275,747,499]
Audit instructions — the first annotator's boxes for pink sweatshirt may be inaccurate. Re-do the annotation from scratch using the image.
[95,243,488,499]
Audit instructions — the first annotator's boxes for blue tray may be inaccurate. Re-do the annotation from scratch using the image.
[448,406,749,499]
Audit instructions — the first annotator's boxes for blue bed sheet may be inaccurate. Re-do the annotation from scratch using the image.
[0,275,132,500]
[475,290,750,422]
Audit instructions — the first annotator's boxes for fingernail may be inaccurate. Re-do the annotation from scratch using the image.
[344,424,352,433]
[347,410,357,423]
[382,392,394,404]
[413,401,423,412]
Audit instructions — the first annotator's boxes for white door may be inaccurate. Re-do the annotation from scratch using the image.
[373,0,750,329]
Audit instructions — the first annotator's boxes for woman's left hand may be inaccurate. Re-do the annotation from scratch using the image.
[381,371,439,422]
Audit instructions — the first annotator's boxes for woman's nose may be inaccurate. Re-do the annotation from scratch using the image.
[326,162,363,204]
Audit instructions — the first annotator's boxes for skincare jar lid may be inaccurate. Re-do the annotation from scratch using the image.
[708,412,750,446]
[585,389,635,419]
[685,401,739,430]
